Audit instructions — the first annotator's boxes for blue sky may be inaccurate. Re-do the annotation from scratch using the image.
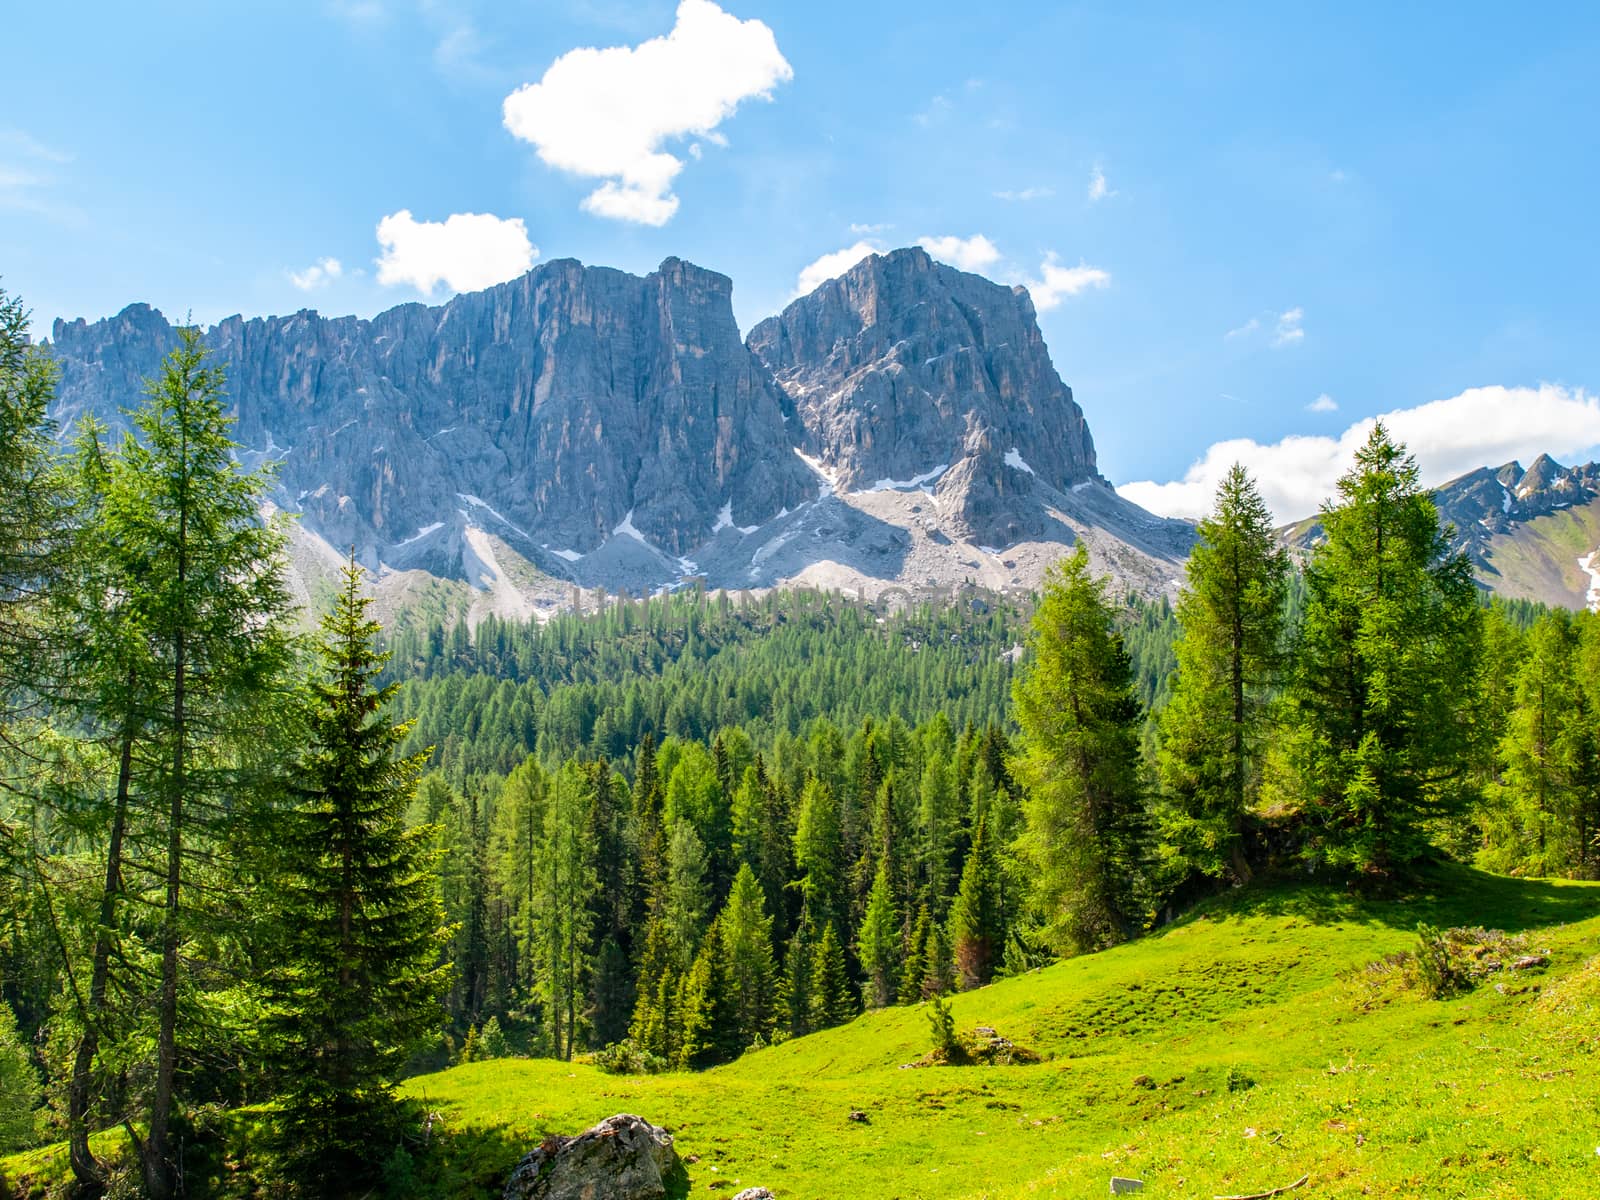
[5,1,1599,519]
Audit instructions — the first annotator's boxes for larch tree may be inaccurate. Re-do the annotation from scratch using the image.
[264,558,450,1191]
[1157,463,1288,883]
[1013,545,1148,955]
[100,329,296,1199]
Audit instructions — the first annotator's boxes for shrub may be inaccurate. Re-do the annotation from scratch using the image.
[927,996,961,1062]
[593,1039,669,1076]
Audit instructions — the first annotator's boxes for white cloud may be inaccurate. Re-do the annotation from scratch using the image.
[1225,316,1261,340]
[849,221,893,235]
[288,256,343,291]
[994,186,1053,202]
[1118,384,1600,522]
[913,94,952,127]
[1087,165,1115,202]
[374,210,537,295]
[917,234,1001,273]
[1307,393,1338,413]
[0,129,71,164]
[1021,253,1111,311]
[793,241,879,297]
[1273,306,1305,347]
[501,0,792,226]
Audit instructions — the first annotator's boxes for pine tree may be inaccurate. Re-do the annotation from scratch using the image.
[1157,464,1288,882]
[264,558,449,1191]
[899,905,932,1005]
[949,815,1004,988]
[857,862,900,1007]
[720,865,778,1047]
[1285,424,1481,871]
[920,913,955,999]
[1013,545,1148,955]
[676,917,740,1068]
[809,923,855,1029]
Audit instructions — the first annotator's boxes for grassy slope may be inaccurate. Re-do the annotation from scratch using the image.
[6,867,1597,1198]
[397,866,1600,1200]
[1480,498,1600,609]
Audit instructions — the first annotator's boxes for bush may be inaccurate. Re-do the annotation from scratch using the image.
[592,1039,669,1076]
[480,1016,508,1059]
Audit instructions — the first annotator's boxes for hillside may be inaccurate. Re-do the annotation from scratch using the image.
[18,865,1583,1199]
[387,867,1598,1199]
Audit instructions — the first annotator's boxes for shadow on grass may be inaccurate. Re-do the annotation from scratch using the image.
[1185,860,1600,934]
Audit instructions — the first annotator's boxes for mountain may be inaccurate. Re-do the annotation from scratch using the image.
[44,248,1194,621]
[1281,454,1600,610]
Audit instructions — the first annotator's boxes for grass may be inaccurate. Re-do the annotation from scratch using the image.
[6,864,1598,1198]
[396,864,1600,1199]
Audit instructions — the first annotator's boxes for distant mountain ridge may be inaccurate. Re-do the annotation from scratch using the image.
[1282,453,1600,611]
[44,248,1195,622]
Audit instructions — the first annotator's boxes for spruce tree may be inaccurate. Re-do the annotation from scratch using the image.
[809,923,855,1029]
[899,905,932,1005]
[676,917,740,1068]
[856,862,900,1007]
[264,558,449,1191]
[1013,545,1148,954]
[1157,464,1287,882]
[1285,424,1481,871]
[949,815,1004,988]
[780,914,815,1037]
[920,911,955,999]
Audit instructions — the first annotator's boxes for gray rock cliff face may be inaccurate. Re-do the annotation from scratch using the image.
[45,249,1195,611]
[747,247,1099,546]
[48,258,815,571]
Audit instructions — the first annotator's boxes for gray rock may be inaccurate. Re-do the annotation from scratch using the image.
[731,1190,776,1200]
[503,1113,679,1200]
[748,246,1098,547]
[47,257,815,570]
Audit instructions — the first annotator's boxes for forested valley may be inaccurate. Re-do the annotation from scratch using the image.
[1,288,1596,1196]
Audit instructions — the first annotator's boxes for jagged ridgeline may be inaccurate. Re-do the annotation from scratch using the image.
[44,248,1196,619]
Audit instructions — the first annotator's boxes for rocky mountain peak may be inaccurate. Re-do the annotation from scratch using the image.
[746,247,1099,547]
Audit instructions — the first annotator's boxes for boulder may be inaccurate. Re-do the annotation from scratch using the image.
[503,1114,679,1200]
[732,1190,777,1200]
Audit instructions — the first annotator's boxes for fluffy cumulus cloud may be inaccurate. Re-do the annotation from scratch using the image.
[288,256,343,291]
[1118,384,1600,522]
[1022,253,1111,311]
[916,234,1001,273]
[793,241,879,296]
[501,0,792,226]
[375,210,537,295]
[1307,393,1338,413]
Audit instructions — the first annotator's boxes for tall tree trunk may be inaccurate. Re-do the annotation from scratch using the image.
[67,724,135,1190]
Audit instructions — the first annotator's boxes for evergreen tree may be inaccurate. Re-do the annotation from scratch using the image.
[949,815,1004,988]
[793,776,845,939]
[265,559,450,1191]
[676,917,740,1068]
[809,923,855,1029]
[720,864,778,1047]
[101,329,296,1198]
[1013,546,1147,954]
[537,763,598,1059]
[1284,424,1481,871]
[780,914,815,1038]
[920,911,955,999]
[0,1001,37,1153]
[899,905,932,1005]
[1157,464,1288,882]
[856,862,900,1007]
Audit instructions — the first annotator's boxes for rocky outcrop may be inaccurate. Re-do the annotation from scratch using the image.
[48,257,816,570]
[503,1114,680,1200]
[747,247,1099,546]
